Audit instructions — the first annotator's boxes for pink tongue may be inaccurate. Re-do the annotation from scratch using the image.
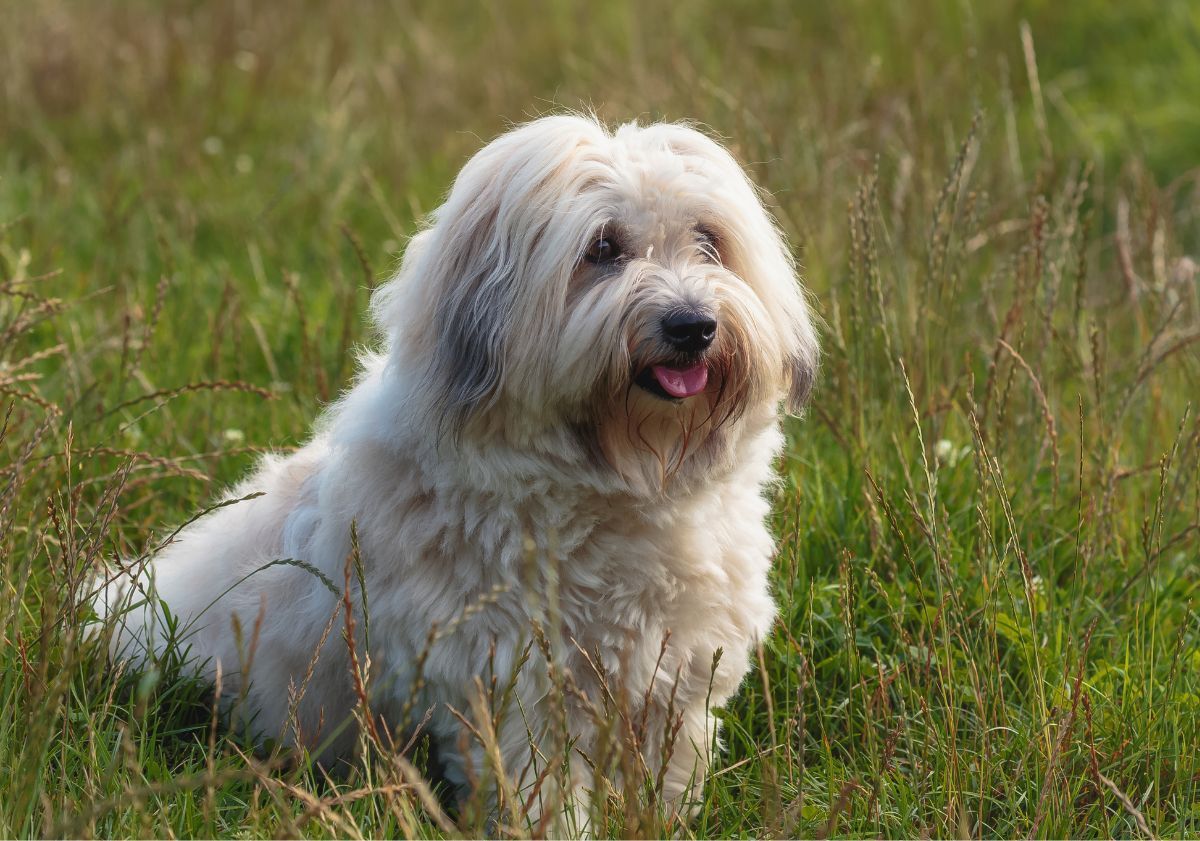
[651,362,709,398]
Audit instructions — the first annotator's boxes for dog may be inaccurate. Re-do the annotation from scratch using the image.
[99,113,818,827]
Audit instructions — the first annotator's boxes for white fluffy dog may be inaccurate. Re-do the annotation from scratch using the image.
[100,114,818,825]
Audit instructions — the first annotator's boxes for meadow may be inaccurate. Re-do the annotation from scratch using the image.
[2,0,1199,836]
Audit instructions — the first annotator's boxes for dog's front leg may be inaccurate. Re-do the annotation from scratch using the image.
[431,692,593,836]
[660,705,715,820]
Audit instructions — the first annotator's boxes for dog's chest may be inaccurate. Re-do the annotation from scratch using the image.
[463,484,768,684]
[358,457,776,704]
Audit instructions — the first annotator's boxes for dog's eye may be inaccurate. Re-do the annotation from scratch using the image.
[583,236,621,264]
[696,227,721,262]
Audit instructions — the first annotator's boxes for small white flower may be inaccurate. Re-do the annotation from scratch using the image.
[934,439,954,463]
[234,50,258,72]
[223,428,246,444]
[203,136,224,156]
[933,439,972,467]
[235,154,254,174]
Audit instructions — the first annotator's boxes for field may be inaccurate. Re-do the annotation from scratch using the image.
[2,0,1199,837]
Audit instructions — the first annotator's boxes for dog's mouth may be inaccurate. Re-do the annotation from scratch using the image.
[634,360,710,401]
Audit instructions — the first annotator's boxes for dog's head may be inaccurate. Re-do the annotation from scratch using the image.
[372,115,817,491]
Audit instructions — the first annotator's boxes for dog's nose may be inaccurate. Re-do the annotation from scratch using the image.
[661,310,717,353]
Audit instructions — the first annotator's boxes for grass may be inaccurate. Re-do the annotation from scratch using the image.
[2,0,1199,836]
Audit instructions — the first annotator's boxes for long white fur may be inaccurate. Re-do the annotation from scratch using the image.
[99,114,818,824]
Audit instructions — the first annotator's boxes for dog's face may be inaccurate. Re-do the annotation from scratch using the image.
[372,115,817,490]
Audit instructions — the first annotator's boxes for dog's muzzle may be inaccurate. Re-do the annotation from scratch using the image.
[634,308,717,400]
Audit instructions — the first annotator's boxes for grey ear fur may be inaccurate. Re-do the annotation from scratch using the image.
[424,224,515,441]
[785,348,818,415]
[784,314,819,415]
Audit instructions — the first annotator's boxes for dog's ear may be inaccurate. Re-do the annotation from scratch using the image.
[423,201,517,440]
[369,195,517,442]
[784,320,819,415]
[395,116,608,441]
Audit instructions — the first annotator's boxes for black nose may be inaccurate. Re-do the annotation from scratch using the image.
[661,309,717,353]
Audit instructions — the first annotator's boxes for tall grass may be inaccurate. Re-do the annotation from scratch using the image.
[2,0,1198,836]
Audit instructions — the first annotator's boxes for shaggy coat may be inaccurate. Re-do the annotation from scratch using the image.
[101,114,818,824]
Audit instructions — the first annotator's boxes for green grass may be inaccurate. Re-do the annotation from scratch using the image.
[2,0,1199,836]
